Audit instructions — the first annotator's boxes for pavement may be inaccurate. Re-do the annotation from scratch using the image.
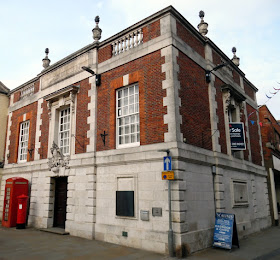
[1,225,280,260]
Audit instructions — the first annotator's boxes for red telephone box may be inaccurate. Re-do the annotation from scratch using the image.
[2,177,29,227]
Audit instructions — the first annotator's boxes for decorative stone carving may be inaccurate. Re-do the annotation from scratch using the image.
[47,101,52,120]
[70,91,75,114]
[197,11,208,37]
[239,101,245,119]
[231,47,240,66]
[42,48,51,69]
[92,16,102,42]
[224,91,231,113]
[48,141,69,172]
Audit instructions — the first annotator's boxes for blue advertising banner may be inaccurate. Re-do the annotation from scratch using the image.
[229,122,246,150]
[213,213,239,250]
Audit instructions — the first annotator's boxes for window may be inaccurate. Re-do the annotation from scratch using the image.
[231,179,249,207]
[116,84,139,148]
[59,108,70,155]
[18,121,30,162]
[116,176,136,218]
[116,191,134,217]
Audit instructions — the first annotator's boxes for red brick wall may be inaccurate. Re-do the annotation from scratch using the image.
[244,81,255,100]
[176,21,204,58]
[96,51,166,151]
[98,45,112,64]
[142,20,161,43]
[34,80,40,93]
[178,51,212,150]
[13,91,20,103]
[232,70,240,85]
[75,78,90,154]
[215,78,227,154]
[212,51,222,66]
[8,102,37,163]
[247,104,262,165]
[259,106,280,162]
[39,100,49,159]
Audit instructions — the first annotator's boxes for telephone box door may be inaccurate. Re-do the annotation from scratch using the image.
[2,177,29,227]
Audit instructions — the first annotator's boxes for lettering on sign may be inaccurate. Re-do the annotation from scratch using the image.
[162,171,174,180]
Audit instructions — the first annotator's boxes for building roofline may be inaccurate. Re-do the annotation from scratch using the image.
[11,5,258,93]
[0,81,10,95]
[9,77,39,95]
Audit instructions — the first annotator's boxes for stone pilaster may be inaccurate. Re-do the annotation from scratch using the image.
[34,98,43,160]
[214,167,225,211]
[161,46,183,143]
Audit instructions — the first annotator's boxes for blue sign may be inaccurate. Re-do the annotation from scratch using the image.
[163,156,172,171]
[229,122,246,150]
[213,213,239,250]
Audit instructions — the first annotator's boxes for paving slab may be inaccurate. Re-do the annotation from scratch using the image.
[0,226,168,260]
[1,225,280,259]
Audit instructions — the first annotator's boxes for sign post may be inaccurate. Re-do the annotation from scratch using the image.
[160,151,174,257]
[213,212,239,250]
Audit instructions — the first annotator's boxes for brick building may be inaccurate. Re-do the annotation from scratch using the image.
[259,105,280,226]
[0,6,270,255]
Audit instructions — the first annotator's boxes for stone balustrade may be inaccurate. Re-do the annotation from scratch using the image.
[20,83,34,99]
[112,29,143,56]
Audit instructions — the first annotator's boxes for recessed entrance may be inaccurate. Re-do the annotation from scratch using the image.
[53,177,68,228]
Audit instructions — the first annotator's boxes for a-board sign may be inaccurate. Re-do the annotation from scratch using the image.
[162,171,174,180]
[213,212,239,250]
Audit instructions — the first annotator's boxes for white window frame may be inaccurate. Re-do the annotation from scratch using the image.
[116,84,140,149]
[59,107,71,155]
[18,121,30,162]
[115,174,138,220]
[230,179,249,208]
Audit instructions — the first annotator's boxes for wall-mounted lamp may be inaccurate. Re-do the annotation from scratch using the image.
[81,66,101,86]
[6,153,10,159]
[205,63,228,83]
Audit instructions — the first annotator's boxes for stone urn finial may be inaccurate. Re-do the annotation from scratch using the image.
[42,48,51,69]
[231,47,240,66]
[92,15,102,42]
[197,10,208,37]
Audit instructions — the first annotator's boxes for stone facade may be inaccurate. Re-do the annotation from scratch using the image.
[0,82,9,186]
[0,6,271,256]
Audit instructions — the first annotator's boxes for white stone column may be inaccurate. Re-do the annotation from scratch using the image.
[161,46,183,143]
[87,48,98,152]
[34,98,43,160]
[5,112,12,163]
[214,167,225,211]
[206,44,221,152]
[269,168,279,223]
[243,103,252,162]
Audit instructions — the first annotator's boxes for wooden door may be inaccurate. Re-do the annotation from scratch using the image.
[53,177,67,228]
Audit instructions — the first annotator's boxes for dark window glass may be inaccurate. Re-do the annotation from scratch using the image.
[116,191,134,217]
